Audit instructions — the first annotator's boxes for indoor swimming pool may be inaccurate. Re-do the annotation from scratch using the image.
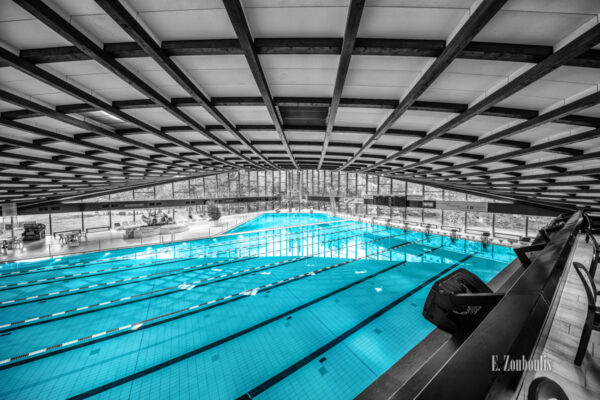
[0,213,515,399]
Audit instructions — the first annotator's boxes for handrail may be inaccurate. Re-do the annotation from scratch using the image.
[407,210,583,400]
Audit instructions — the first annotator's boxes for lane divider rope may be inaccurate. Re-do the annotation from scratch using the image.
[0,220,353,275]
[0,234,429,367]
[0,223,364,290]
[0,225,392,308]
[0,226,401,330]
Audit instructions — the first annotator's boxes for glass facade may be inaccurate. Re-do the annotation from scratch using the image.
[15,170,554,238]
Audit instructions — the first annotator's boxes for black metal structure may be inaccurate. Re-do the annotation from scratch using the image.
[379,211,584,400]
[0,1,596,210]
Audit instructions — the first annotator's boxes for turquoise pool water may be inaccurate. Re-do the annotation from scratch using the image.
[0,215,514,399]
[226,212,341,233]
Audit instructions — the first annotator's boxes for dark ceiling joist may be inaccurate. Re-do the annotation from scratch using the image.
[363,20,600,172]
[7,96,599,133]
[407,150,600,181]
[428,166,600,185]
[11,38,599,69]
[386,90,600,174]
[0,116,204,175]
[94,0,276,170]
[0,135,182,177]
[318,0,365,170]
[14,0,259,170]
[0,89,210,175]
[0,47,229,171]
[0,150,167,177]
[394,127,600,179]
[223,0,298,168]
[339,0,508,170]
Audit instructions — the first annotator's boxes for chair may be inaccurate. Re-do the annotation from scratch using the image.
[572,262,600,365]
[527,377,569,400]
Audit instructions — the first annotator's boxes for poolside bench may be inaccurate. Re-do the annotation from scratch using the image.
[85,226,110,234]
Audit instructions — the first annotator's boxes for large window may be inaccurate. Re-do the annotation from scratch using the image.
[110,190,133,201]
[356,174,366,197]
[154,183,173,200]
[407,182,423,197]
[443,210,465,230]
[444,190,465,201]
[423,209,442,226]
[51,212,82,232]
[467,212,493,232]
[83,210,110,230]
[134,187,154,200]
[347,173,357,197]
[406,207,422,223]
[33,172,561,237]
[494,213,526,237]
[173,180,189,199]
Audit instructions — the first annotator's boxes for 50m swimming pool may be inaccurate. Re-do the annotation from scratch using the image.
[0,213,514,399]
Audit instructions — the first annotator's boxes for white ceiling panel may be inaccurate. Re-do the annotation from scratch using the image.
[335,107,390,128]
[137,8,236,41]
[392,110,454,132]
[217,106,272,125]
[244,1,348,38]
[475,10,597,46]
[359,5,470,40]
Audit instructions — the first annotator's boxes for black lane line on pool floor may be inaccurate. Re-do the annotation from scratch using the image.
[0,255,309,334]
[0,222,360,289]
[0,236,425,371]
[0,227,401,336]
[244,253,475,399]
[0,221,354,276]
[0,226,392,332]
[0,225,387,309]
[66,244,444,400]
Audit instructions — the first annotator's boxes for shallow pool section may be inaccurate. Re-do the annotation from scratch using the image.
[226,212,341,233]
[0,215,514,399]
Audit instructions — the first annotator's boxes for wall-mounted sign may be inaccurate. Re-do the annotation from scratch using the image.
[436,201,488,212]
[422,200,436,209]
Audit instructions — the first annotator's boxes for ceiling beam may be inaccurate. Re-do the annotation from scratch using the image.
[427,166,600,185]
[94,0,277,170]
[14,0,260,170]
[318,0,365,170]
[0,89,210,174]
[362,19,600,172]
[408,151,600,181]
[8,96,598,131]
[11,38,600,68]
[223,0,299,168]
[0,135,182,177]
[339,0,508,170]
[0,117,204,174]
[0,89,223,175]
[0,46,230,171]
[385,90,600,174]
[393,127,600,178]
